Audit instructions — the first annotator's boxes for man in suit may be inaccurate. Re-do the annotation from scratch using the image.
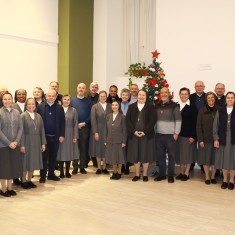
[37,89,65,183]
[189,80,206,172]
[71,83,92,174]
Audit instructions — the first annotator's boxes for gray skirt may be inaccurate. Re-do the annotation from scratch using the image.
[127,135,155,163]
[0,147,23,179]
[215,144,235,170]
[176,136,197,165]
[105,143,126,165]
[197,143,215,165]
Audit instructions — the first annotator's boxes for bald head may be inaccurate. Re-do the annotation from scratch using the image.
[77,83,87,97]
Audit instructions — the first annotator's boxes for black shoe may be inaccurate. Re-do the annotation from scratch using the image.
[7,189,17,196]
[154,175,167,181]
[168,176,174,183]
[72,169,78,175]
[60,173,65,178]
[47,175,60,181]
[211,179,217,184]
[39,177,46,183]
[221,182,228,189]
[110,173,117,180]
[152,170,159,177]
[181,174,189,181]
[102,169,109,174]
[143,176,148,182]
[66,173,72,178]
[115,173,122,180]
[80,168,87,174]
[0,190,11,197]
[228,183,234,190]
[28,181,37,188]
[176,173,184,180]
[13,178,21,186]
[96,169,102,175]
[205,180,211,185]
[21,182,30,189]
[132,176,141,182]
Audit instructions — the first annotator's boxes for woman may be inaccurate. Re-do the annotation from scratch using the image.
[57,94,79,178]
[12,89,27,113]
[90,91,112,174]
[126,89,156,182]
[20,98,46,189]
[104,101,127,180]
[176,88,197,181]
[33,87,45,106]
[0,92,23,197]
[197,92,218,185]
[214,92,235,190]
[87,82,99,106]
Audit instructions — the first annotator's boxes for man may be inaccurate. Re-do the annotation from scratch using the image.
[189,80,206,172]
[129,84,139,104]
[87,82,99,106]
[0,86,8,108]
[154,87,182,183]
[37,89,65,183]
[189,80,206,111]
[214,83,226,107]
[71,83,92,174]
[49,81,63,105]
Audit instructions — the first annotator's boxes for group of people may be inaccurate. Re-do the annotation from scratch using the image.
[0,80,234,197]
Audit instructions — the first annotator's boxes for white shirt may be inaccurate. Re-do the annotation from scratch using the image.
[27,111,35,120]
[178,100,190,111]
[137,103,145,111]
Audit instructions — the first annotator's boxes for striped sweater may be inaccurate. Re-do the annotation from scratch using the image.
[155,100,182,135]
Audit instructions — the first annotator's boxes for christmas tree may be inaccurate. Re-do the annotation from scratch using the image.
[143,50,170,103]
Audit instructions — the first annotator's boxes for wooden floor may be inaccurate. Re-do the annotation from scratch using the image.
[1,165,235,235]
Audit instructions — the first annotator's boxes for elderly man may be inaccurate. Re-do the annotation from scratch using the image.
[49,81,63,105]
[154,87,182,183]
[189,80,206,111]
[37,89,65,183]
[214,83,226,107]
[71,83,92,174]
[129,84,139,104]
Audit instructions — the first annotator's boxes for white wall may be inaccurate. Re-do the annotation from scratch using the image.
[156,0,235,101]
[94,0,235,99]
[0,0,58,96]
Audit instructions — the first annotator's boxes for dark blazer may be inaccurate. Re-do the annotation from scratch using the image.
[126,102,156,139]
[189,92,206,110]
[87,93,99,106]
[196,104,218,143]
[37,102,65,141]
[106,95,122,104]
[180,104,198,139]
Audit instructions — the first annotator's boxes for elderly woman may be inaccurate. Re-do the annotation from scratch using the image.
[214,92,235,190]
[126,89,156,182]
[33,87,45,106]
[90,91,112,174]
[20,98,46,189]
[0,92,23,197]
[197,92,218,185]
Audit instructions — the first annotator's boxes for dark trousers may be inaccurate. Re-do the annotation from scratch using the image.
[155,134,176,177]
[40,136,59,178]
[73,127,90,170]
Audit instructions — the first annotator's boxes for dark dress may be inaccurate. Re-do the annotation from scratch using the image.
[126,102,156,163]
[176,104,197,165]
[214,111,235,170]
